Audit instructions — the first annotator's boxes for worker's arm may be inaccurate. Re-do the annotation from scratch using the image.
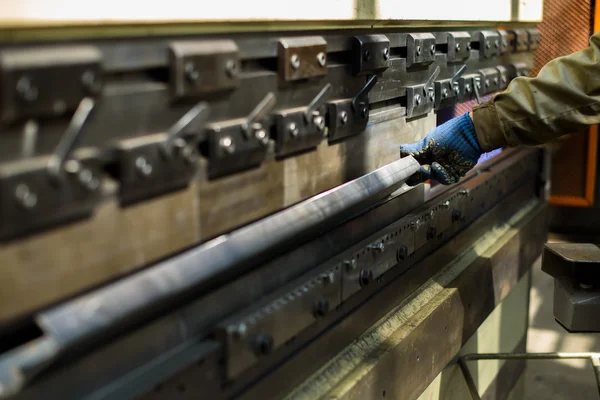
[401,32,600,184]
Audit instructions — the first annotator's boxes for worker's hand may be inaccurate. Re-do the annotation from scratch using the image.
[400,113,483,185]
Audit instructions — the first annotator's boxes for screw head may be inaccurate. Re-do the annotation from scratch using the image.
[416,45,422,56]
[82,70,102,94]
[225,59,238,78]
[370,242,385,252]
[313,298,330,317]
[78,168,100,192]
[361,106,369,119]
[219,136,235,154]
[485,79,490,88]
[288,122,299,137]
[313,115,325,132]
[453,82,460,94]
[317,52,327,67]
[363,50,371,61]
[254,128,269,146]
[339,111,348,126]
[493,77,499,86]
[427,89,435,102]
[465,83,471,93]
[441,200,451,209]
[414,93,422,106]
[430,44,436,55]
[16,76,38,103]
[383,47,390,60]
[321,271,335,285]
[135,156,153,177]
[15,183,37,209]
[185,62,200,83]
[467,43,472,51]
[502,76,508,84]
[485,42,491,49]
[290,54,300,69]
[442,88,449,98]
[359,270,374,287]
[494,40,500,48]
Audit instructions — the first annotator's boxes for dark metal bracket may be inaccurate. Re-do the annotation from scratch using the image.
[434,65,467,110]
[406,66,440,118]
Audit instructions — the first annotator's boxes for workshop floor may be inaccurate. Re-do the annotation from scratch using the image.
[523,256,600,399]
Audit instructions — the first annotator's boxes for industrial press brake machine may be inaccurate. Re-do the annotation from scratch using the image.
[0,2,549,399]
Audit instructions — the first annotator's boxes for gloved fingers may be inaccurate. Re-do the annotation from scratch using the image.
[406,165,431,186]
[444,163,464,181]
[399,137,433,164]
[431,162,458,185]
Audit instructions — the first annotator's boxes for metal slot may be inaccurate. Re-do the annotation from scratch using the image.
[472,31,501,59]
[115,102,209,205]
[169,40,240,99]
[407,33,436,68]
[217,263,342,379]
[352,35,390,75]
[445,32,472,62]
[205,93,275,178]
[0,46,102,125]
[0,99,102,240]
[274,84,332,157]
[477,67,501,95]
[278,36,328,82]
[406,66,440,118]
[527,29,541,50]
[434,65,467,110]
[327,76,377,143]
[510,29,529,52]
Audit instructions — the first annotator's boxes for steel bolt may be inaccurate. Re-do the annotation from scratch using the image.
[502,39,508,48]
[430,44,436,55]
[290,54,301,69]
[414,93,422,106]
[313,298,330,317]
[254,128,269,146]
[359,269,374,287]
[493,77,499,86]
[455,43,461,52]
[361,106,369,119]
[321,271,335,285]
[427,89,435,102]
[185,62,200,83]
[339,111,348,126]
[363,50,371,61]
[383,47,390,60]
[15,183,37,209]
[441,200,450,209]
[485,79,490,88]
[442,88,449,98]
[427,226,438,240]
[135,156,153,178]
[502,76,508,84]
[16,76,38,103]
[416,45,422,56]
[485,42,491,49]
[219,136,235,154]
[82,70,102,94]
[78,168,100,192]
[288,122,299,138]
[452,209,463,222]
[344,259,357,272]
[467,43,472,51]
[180,144,197,164]
[370,242,385,252]
[460,188,470,196]
[494,40,500,48]
[252,334,274,356]
[317,52,327,67]
[396,245,408,261]
[313,115,326,132]
[225,60,238,78]
[232,323,247,339]
[453,82,460,94]
[465,83,471,94]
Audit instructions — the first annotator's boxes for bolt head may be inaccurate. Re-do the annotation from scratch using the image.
[219,136,235,154]
[233,323,247,339]
[455,43,461,52]
[416,45,422,56]
[361,106,369,119]
[359,270,374,287]
[288,122,299,137]
[502,39,508,48]
[16,76,38,103]
[467,43,472,51]
[290,54,301,70]
[339,111,348,126]
[414,93,422,106]
[254,128,269,146]
[78,168,100,192]
[427,89,435,101]
[430,44,436,55]
[363,50,371,61]
[314,298,330,317]
[225,59,238,78]
[465,83,471,93]
[442,88,449,98]
[15,183,37,209]
[313,115,326,132]
[383,47,390,60]
[485,42,491,49]
[185,62,200,82]
[82,70,102,94]
[485,79,490,88]
[135,156,153,177]
[321,271,335,284]
[317,52,327,67]
[453,82,460,94]
[502,76,508,84]
[345,259,357,272]
[494,40,500,48]
[493,77,499,86]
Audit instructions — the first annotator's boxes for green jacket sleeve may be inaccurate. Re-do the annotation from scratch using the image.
[472,32,600,152]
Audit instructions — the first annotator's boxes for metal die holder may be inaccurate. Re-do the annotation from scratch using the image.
[0,45,103,125]
[407,33,436,68]
[508,62,530,79]
[434,65,467,110]
[477,67,501,96]
[216,263,342,379]
[0,98,102,240]
[445,32,472,62]
[510,29,529,53]
[274,84,332,157]
[496,65,510,90]
[352,35,390,76]
[114,102,209,205]
[458,73,480,102]
[527,28,541,50]
[472,31,501,59]
[205,93,275,178]
[406,66,440,118]
[169,40,240,99]
[497,30,512,54]
[326,75,377,143]
[278,36,328,82]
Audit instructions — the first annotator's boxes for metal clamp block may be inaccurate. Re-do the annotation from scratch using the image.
[496,65,510,90]
[497,30,512,54]
[352,35,390,76]
[278,36,327,82]
[508,62,529,79]
[407,33,436,68]
[115,103,209,204]
[509,29,529,52]
[274,84,332,157]
[445,32,472,62]
[527,29,541,50]
[458,73,480,102]
[406,66,440,118]
[205,93,275,178]
[472,31,501,59]
[327,76,377,143]
[477,67,501,95]
[434,65,466,110]
[0,46,103,125]
[169,40,240,98]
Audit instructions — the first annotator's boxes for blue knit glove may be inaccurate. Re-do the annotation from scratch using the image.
[400,113,483,185]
